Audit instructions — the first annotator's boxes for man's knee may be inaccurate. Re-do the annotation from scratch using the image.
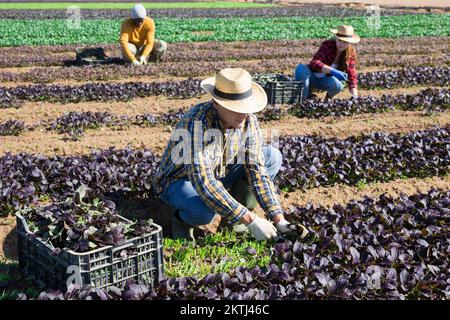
[262,145,282,178]
[294,64,310,81]
[156,39,168,52]
[121,43,138,62]
[180,209,215,226]
[196,212,215,226]
[148,39,167,62]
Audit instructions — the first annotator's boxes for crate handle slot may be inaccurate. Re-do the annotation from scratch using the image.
[112,241,137,253]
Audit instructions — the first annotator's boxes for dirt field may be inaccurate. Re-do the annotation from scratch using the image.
[1,31,449,262]
[282,1,449,9]
[1,109,449,156]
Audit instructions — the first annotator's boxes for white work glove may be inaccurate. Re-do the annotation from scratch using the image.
[139,55,148,65]
[275,220,292,233]
[246,216,278,241]
[275,220,310,239]
[132,59,142,66]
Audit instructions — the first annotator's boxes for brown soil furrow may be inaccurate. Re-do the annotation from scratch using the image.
[0,75,194,88]
[0,215,16,261]
[262,111,450,139]
[322,85,448,99]
[281,175,450,209]
[0,96,205,125]
[0,64,397,87]
[1,36,448,58]
[0,85,444,124]
[1,110,448,157]
[0,126,172,156]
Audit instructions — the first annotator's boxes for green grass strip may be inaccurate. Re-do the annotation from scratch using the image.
[0,260,41,300]
[164,230,271,278]
[0,231,271,294]
[0,1,276,10]
[0,14,448,46]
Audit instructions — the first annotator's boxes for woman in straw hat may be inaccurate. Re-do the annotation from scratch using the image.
[294,25,360,101]
[152,68,309,242]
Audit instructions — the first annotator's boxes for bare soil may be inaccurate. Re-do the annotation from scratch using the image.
[1,110,448,156]
[0,96,205,125]
[0,85,442,125]
[281,175,450,209]
[282,0,450,9]
[263,110,450,139]
[0,215,16,261]
[0,72,194,88]
[0,30,449,261]
[0,64,394,87]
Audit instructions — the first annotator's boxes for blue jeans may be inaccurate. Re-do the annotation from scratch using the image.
[159,145,282,226]
[294,64,344,99]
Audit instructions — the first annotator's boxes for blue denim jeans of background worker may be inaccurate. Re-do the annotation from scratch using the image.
[294,64,344,100]
[159,145,282,227]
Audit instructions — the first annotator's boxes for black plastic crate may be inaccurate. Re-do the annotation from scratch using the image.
[16,211,164,291]
[75,47,109,66]
[253,73,304,106]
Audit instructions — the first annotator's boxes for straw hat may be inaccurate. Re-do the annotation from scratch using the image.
[201,68,267,114]
[330,25,360,44]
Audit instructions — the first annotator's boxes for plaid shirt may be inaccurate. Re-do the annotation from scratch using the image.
[309,39,358,90]
[152,101,283,224]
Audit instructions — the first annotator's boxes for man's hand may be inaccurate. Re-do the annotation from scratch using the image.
[247,216,278,241]
[139,55,148,65]
[275,220,310,240]
[132,59,142,66]
[275,220,292,234]
[350,88,358,99]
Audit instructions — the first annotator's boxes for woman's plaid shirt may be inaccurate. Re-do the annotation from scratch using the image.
[309,39,358,90]
[152,101,283,224]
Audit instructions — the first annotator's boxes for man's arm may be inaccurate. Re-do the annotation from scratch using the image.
[119,21,137,63]
[244,117,284,221]
[141,18,155,59]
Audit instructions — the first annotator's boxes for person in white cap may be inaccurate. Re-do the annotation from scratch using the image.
[119,3,167,65]
[294,25,360,101]
[152,68,309,242]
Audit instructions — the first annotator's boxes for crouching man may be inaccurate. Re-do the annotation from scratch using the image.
[152,68,308,241]
[119,4,167,65]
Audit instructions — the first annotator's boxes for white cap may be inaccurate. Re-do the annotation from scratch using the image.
[131,4,146,19]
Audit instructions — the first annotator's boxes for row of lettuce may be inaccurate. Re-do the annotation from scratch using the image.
[0,14,448,46]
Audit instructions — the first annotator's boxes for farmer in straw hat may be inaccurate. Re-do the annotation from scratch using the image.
[294,25,360,101]
[119,3,167,66]
[153,68,309,242]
